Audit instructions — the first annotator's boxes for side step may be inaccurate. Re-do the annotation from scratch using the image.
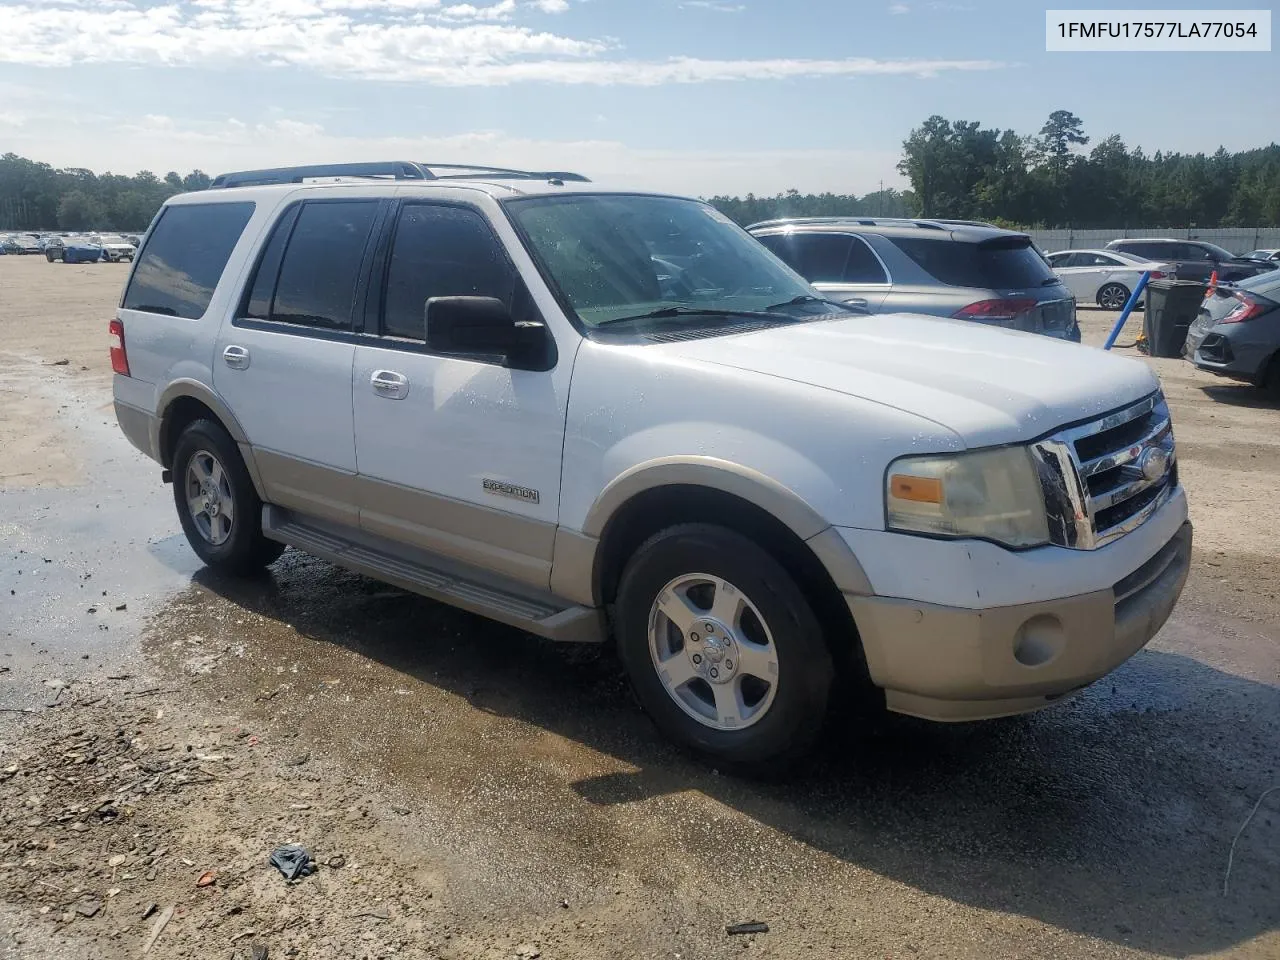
[262,506,605,644]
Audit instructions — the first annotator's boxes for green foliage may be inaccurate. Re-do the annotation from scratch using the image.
[708,187,914,226]
[898,113,1280,228]
[0,153,209,231]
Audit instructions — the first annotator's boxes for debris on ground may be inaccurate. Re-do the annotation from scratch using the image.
[268,843,315,881]
[726,921,769,935]
[141,904,174,953]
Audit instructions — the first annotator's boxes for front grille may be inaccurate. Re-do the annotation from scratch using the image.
[1031,393,1177,550]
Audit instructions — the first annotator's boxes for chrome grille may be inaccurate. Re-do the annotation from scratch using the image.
[1031,393,1177,550]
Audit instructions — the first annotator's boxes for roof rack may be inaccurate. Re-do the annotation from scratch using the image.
[746,215,1008,232]
[208,161,590,190]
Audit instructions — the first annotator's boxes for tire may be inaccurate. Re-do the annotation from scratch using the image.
[614,523,834,775]
[45,251,56,263]
[1097,282,1130,311]
[171,419,284,575]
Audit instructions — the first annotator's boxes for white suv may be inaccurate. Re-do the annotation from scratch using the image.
[112,162,1191,772]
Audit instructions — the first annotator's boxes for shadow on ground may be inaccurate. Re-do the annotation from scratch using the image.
[169,546,1279,959]
[1200,383,1280,410]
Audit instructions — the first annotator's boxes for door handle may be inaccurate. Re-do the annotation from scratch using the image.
[222,345,250,370]
[370,370,409,400]
[843,298,869,308]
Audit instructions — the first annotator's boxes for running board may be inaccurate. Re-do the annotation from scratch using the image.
[262,506,605,644]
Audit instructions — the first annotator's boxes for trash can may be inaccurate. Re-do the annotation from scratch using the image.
[1144,279,1207,358]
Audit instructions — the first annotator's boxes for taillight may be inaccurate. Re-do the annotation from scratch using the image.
[953,298,1037,322]
[1149,270,1167,280]
[1221,294,1266,324]
[108,319,130,376]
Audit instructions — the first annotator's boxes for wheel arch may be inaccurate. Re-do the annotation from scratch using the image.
[562,459,874,677]
[156,380,266,496]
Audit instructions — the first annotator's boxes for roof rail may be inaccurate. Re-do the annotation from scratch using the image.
[746,215,1004,232]
[208,161,590,189]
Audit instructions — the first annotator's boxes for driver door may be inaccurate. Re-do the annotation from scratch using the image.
[351,200,571,590]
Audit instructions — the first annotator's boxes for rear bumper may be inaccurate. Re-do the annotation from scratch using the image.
[847,522,1191,722]
[114,398,160,461]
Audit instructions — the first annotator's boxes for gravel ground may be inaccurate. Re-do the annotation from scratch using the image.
[1,256,1277,959]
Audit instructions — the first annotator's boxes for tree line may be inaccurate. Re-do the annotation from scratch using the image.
[895,111,1280,228]
[5,113,1280,233]
[0,153,210,232]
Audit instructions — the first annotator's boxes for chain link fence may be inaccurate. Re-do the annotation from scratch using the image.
[1027,227,1280,256]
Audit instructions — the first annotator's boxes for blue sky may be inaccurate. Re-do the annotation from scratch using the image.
[0,0,1275,195]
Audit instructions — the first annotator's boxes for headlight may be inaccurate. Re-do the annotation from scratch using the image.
[886,447,1050,548]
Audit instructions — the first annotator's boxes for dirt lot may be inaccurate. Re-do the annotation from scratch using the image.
[1,254,1277,960]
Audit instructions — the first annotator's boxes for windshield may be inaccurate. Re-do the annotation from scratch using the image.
[505,194,827,329]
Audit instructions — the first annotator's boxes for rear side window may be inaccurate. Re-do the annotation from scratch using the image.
[122,202,255,319]
[382,204,514,340]
[889,237,1055,289]
[265,201,379,331]
[758,233,852,283]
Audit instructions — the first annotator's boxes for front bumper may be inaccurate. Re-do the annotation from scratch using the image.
[847,522,1191,722]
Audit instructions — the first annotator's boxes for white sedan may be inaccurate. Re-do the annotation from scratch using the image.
[1045,249,1171,310]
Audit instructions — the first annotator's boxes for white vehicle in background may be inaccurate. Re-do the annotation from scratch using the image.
[91,234,137,262]
[1045,249,1171,310]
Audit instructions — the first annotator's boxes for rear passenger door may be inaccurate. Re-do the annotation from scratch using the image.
[214,198,384,527]
[757,232,889,310]
[350,200,570,590]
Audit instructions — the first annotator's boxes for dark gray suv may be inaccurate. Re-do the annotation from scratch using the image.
[748,218,1079,341]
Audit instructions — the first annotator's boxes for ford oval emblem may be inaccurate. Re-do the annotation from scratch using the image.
[1138,447,1169,482]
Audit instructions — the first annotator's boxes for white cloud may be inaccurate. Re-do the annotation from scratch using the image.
[888,3,910,12]
[529,0,569,10]
[0,0,1007,85]
[435,0,517,21]
[681,1,746,11]
[3,113,907,196]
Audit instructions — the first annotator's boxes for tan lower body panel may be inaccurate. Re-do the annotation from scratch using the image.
[253,449,359,527]
[850,523,1192,722]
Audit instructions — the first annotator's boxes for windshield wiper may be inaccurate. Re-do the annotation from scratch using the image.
[766,294,866,313]
[596,306,783,328]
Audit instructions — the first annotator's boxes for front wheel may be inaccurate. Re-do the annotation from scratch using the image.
[1097,282,1130,311]
[615,523,833,775]
[171,419,284,575]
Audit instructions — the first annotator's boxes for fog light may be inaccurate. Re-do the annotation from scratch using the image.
[1013,615,1065,667]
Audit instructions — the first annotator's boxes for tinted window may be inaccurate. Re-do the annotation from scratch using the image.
[844,237,888,283]
[270,201,378,330]
[1046,253,1071,267]
[244,205,301,320]
[122,202,255,319]
[889,237,1056,289]
[1115,242,1166,260]
[383,205,514,340]
[783,234,853,283]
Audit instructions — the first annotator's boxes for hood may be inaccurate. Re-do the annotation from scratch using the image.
[664,314,1158,448]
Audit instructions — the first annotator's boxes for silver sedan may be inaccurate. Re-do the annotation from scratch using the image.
[1045,249,1171,310]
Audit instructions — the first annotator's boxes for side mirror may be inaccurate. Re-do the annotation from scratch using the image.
[424,296,551,370]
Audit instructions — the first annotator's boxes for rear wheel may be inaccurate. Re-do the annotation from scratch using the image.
[1097,282,1130,311]
[171,419,284,575]
[615,523,833,775]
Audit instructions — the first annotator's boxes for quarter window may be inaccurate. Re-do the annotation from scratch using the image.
[122,202,255,319]
[382,204,514,340]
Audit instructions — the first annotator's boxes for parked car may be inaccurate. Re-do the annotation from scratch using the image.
[1241,248,1280,263]
[91,234,137,262]
[1045,249,1172,310]
[748,218,1080,340]
[112,161,1188,772]
[48,236,106,263]
[1184,269,1280,393]
[1105,238,1277,283]
[2,234,42,254]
